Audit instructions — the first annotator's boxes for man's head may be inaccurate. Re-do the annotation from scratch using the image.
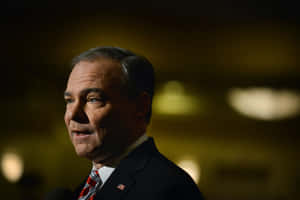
[64,47,155,164]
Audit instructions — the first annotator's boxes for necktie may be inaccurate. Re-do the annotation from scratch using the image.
[78,170,101,200]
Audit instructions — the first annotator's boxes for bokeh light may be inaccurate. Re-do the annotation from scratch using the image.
[1,152,24,183]
[153,81,200,115]
[228,87,300,120]
[177,158,200,184]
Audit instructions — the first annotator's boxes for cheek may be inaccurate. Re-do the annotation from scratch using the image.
[64,112,70,126]
[89,107,112,127]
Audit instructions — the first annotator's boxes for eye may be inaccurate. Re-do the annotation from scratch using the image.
[64,97,74,104]
[86,92,106,106]
[87,96,106,104]
[87,97,101,102]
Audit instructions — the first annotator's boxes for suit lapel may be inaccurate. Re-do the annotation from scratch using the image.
[95,138,157,200]
[94,167,136,200]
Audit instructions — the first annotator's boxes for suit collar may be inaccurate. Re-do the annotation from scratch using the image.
[117,137,157,174]
[97,134,149,168]
[94,138,158,200]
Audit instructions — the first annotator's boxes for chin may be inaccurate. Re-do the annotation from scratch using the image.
[75,149,89,158]
[74,145,93,158]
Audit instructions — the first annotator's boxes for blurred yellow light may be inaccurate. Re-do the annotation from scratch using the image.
[228,87,300,120]
[177,158,200,183]
[1,152,24,182]
[153,81,199,115]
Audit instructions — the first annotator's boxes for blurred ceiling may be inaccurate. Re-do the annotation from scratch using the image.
[1,1,299,139]
[1,2,300,199]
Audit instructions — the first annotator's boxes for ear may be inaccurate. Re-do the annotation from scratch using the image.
[135,92,151,120]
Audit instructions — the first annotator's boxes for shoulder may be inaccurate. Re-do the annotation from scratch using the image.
[132,138,195,183]
[131,140,204,199]
[147,150,192,182]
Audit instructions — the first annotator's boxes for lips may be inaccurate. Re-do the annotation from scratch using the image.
[71,130,93,135]
[71,130,94,142]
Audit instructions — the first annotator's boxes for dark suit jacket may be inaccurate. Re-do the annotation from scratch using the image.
[73,138,204,200]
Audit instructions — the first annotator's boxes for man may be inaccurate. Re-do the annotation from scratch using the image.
[64,47,204,200]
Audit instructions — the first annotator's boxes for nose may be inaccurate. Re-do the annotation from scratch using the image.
[66,100,89,123]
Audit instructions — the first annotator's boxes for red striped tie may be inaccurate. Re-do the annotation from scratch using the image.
[78,170,101,200]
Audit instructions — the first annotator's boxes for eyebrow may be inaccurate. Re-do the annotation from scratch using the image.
[64,88,104,97]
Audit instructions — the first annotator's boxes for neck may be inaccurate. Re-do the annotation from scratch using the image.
[92,133,148,168]
[93,162,103,169]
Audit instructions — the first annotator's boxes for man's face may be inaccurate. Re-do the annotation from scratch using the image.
[64,58,137,162]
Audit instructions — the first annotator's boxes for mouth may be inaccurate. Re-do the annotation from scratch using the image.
[71,130,93,136]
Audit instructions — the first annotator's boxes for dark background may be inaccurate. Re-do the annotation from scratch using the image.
[1,1,299,199]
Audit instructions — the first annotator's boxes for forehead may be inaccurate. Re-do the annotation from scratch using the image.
[66,58,123,93]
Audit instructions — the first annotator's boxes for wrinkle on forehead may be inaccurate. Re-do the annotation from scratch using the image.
[66,59,124,93]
